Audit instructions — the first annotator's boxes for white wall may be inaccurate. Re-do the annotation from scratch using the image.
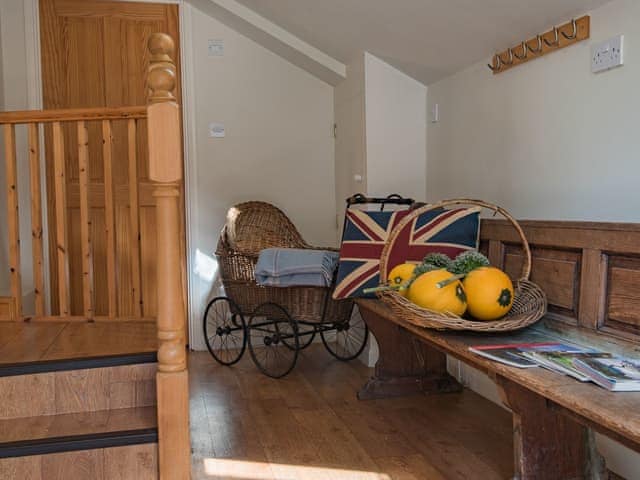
[427,0,640,221]
[334,52,366,228]
[188,6,336,349]
[427,0,640,477]
[365,53,426,201]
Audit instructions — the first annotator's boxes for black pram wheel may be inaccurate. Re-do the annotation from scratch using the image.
[321,311,368,361]
[248,302,299,378]
[203,297,247,366]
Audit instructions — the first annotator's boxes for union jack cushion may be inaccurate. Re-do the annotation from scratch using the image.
[333,207,481,299]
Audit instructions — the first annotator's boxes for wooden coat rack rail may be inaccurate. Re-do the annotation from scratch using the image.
[489,15,590,74]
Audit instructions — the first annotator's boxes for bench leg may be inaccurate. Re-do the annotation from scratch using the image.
[496,375,606,480]
[357,305,461,400]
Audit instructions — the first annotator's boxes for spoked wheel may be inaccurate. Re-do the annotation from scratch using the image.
[320,312,369,361]
[282,323,316,350]
[203,297,247,366]
[248,303,299,378]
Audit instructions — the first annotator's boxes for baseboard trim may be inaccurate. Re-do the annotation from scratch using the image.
[0,428,158,459]
[0,352,157,377]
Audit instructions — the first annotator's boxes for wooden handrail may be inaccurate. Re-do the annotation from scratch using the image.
[0,106,146,124]
[147,33,191,479]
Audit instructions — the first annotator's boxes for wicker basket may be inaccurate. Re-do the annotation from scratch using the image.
[217,201,353,323]
[378,199,547,332]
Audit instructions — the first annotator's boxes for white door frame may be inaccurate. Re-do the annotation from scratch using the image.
[23,0,199,344]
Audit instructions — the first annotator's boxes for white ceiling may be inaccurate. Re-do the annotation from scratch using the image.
[235,0,613,84]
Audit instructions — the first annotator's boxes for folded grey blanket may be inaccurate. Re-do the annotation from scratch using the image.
[255,248,339,287]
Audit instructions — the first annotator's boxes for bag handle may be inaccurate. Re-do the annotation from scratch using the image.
[378,199,532,282]
[346,193,415,211]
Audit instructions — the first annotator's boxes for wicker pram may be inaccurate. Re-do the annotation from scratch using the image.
[216,201,353,323]
[204,201,363,378]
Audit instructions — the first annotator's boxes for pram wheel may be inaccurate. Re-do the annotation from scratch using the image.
[248,303,299,378]
[203,297,247,366]
[321,312,368,361]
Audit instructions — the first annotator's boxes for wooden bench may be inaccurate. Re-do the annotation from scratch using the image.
[356,220,640,480]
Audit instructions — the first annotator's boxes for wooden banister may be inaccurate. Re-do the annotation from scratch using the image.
[52,121,70,317]
[28,123,45,317]
[1,106,151,320]
[147,33,191,479]
[127,119,143,317]
[4,124,22,317]
[77,121,94,317]
[102,120,117,318]
[0,106,146,124]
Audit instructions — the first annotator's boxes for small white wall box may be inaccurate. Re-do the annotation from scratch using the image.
[208,39,224,57]
[209,123,225,138]
[592,35,624,73]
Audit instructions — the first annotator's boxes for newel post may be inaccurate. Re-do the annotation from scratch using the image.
[147,33,191,479]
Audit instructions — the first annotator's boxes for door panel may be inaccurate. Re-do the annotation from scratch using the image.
[40,0,182,318]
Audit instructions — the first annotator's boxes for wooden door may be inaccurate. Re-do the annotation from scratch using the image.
[39,0,182,318]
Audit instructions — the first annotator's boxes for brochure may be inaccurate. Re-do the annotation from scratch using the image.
[573,356,640,392]
[468,342,577,368]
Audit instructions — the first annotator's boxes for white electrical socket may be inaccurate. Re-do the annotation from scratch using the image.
[592,35,624,73]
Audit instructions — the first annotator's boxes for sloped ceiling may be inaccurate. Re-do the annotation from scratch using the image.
[235,0,613,84]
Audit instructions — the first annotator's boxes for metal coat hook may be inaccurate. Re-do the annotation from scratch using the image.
[502,49,514,65]
[513,42,528,60]
[544,26,560,47]
[562,18,578,40]
[487,54,502,72]
[528,35,543,54]
[487,15,589,75]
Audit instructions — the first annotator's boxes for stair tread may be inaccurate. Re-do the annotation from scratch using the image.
[0,406,157,445]
[0,322,156,366]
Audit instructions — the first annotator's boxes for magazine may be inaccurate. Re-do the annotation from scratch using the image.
[521,351,606,382]
[468,342,584,369]
[573,356,640,392]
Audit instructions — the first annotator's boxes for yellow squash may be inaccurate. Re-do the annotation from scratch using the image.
[407,269,467,316]
[387,263,416,297]
[463,267,514,321]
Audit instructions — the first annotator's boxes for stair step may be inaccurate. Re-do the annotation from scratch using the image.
[0,406,157,447]
[0,407,158,479]
[0,360,157,420]
[0,351,156,377]
[0,426,157,459]
[0,407,157,459]
[0,436,158,480]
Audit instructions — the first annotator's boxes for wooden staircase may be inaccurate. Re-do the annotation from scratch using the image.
[0,352,159,479]
[0,32,191,479]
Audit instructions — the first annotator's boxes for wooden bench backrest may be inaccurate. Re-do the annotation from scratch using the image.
[480,220,640,344]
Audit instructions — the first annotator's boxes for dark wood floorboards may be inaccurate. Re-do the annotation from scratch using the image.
[0,322,156,364]
[190,345,514,480]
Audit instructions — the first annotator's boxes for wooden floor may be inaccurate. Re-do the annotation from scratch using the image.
[0,321,156,364]
[190,345,514,480]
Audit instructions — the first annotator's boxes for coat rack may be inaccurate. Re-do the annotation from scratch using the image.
[488,15,590,74]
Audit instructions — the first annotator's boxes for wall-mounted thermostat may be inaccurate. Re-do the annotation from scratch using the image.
[592,35,624,73]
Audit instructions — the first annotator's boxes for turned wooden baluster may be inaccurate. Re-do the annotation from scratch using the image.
[147,33,191,480]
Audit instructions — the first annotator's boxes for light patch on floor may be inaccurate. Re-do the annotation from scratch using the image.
[203,458,391,480]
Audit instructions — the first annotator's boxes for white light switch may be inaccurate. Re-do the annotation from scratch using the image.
[592,35,624,73]
[209,123,225,138]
